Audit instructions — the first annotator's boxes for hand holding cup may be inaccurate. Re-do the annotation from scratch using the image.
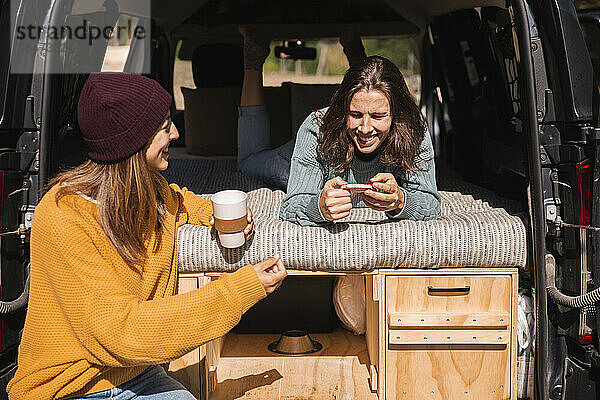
[210,190,251,248]
[210,208,254,241]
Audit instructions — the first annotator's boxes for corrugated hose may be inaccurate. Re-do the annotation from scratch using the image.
[0,261,30,315]
[547,285,600,308]
[544,246,600,308]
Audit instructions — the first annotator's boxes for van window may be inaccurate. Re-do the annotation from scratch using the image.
[363,37,421,100]
[263,39,347,87]
[100,15,139,72]
[264,37,421,98]
[173,36,420,110]
[174,41,192,110]
[573,0,600,10]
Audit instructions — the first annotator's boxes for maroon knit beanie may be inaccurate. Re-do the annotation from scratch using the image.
[77,73,172,163]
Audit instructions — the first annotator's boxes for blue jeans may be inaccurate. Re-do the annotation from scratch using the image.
[237,105,294,190]
[66,365,195,399]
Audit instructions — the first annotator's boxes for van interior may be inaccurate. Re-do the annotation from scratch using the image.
[1,0,600,399]
[127,1,533,398]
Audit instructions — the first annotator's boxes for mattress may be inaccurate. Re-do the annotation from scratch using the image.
[162,158,527,272]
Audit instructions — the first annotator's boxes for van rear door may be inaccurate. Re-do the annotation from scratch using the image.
[579,5,600,392]
[0,0,38,395]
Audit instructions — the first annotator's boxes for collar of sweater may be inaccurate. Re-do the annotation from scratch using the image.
[76,191,99,204]
[351,155,381,173]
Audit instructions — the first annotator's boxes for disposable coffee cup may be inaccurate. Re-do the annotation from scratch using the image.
[211,190,248,248]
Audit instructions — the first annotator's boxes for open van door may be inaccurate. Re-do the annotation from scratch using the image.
[0,1,152,397]
[0,0,38,396]
[518,1,598,399]
[539,4,600,400]
[579,7,600,400]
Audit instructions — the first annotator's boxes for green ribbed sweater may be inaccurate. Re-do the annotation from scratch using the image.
[280,110,441,226]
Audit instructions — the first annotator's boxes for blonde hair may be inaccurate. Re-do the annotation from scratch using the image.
[50,149,166,266]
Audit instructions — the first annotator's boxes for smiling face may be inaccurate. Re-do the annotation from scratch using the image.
[346,89,392,154]
[146,116,179,170]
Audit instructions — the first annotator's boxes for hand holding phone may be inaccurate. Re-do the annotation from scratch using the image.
[341,183,374,193]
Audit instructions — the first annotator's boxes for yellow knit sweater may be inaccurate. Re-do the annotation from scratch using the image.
[7,177,266,399]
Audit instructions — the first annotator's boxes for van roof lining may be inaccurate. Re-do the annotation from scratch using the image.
[174,21,420,56]
[154,0,506,32]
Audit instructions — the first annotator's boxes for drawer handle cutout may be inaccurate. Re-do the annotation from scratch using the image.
[427,286,470,296]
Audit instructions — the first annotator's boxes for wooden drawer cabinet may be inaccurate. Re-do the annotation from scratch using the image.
[367,269,518,400]
[386,275,512,314]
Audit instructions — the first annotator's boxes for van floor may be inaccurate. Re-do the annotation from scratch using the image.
[210,328,377,400]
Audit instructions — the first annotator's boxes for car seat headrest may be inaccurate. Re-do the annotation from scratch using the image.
[192,43,244,88]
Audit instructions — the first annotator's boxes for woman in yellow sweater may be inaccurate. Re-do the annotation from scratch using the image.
[7,73,287,400]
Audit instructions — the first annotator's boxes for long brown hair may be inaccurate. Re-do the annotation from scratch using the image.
[50,149,166,267]
[317,56,426,172]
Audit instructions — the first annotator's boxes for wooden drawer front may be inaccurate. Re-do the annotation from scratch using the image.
[385,274,514,399]
[386,275,511,315]
[389,329,509,345]
[385,344,510,399]
[388,312,510,329]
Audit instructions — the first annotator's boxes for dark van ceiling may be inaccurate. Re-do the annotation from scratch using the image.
[184,0,406,26]
[153,0,505,33]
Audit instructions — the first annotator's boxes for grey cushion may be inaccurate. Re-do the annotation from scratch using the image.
[163,159,526,272]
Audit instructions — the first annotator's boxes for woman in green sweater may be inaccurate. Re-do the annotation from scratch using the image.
[280,56,441,226]
[7,73,286,400]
